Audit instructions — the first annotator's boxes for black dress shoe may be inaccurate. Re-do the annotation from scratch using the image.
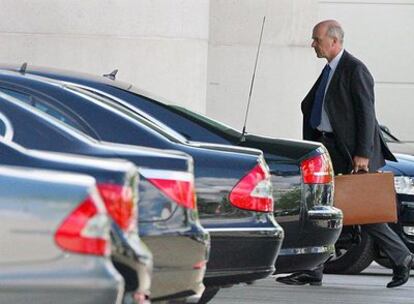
[276,272,322,286]
[387,254,414,288]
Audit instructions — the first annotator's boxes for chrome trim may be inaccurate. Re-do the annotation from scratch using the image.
[401,201,414,208]
[278,245,335,256]
[62,84,189,143]
[403,226,414,236]
[0,110,14,141]
[308,208,343,218]
[205,227,280,232]
[139,168,193,182]
[0,91,98,143]
[308,209,341,216]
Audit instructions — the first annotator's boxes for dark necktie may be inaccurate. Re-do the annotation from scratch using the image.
[310,64,331,129]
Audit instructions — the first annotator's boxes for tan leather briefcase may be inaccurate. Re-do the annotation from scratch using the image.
[334,172,398,226]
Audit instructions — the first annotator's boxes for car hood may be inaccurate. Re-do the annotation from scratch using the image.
[383,153,414,177]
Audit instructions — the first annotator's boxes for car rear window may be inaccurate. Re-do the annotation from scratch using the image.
[0,87,85,132]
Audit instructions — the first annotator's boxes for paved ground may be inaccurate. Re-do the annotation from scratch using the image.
[211,263,414,304]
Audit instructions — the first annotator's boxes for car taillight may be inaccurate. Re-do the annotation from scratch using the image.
[229,162,274,212]
[97,183,137,233]
[55,189,110,256]
[301,153,333,184]
[140,169,196,209]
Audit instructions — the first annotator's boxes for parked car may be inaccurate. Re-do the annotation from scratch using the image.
[375,153,414,268]
[0,138,152,303]
[325,126,414,274]
[0,166,124,303]
[323,126,414,273]
[0,92,209,302]
[7,65,343,275]
[324,153,414,273]
[0,71,284,303]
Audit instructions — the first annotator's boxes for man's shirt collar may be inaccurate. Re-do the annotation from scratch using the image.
[328,49,344,72]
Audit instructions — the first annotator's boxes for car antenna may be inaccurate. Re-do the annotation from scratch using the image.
[240,16,266,143]
[19,62,28,74]
[103,69,118,80]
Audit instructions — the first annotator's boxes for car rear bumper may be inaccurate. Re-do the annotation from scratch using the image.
[0,255,124,304]
[276,245,335,273]
[150,267,205,302]
[110,224,153,299]
[203,223,284,287]
[275,206,342,273]
[142,226,209,302]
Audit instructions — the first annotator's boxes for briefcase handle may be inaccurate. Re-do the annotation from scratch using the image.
[351,169,369,175]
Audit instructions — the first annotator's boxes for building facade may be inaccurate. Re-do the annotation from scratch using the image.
[0,0,412,140]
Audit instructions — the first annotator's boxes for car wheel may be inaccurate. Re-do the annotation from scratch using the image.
[196,287,220,304]
[324,230,375,274]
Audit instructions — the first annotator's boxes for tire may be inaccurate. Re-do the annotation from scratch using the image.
[196,287,220,304]
[324,231,375,274]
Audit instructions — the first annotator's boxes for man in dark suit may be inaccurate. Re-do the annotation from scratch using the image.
[276,19,413,288]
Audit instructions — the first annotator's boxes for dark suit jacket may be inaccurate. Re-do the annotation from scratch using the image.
[301,50,396,172]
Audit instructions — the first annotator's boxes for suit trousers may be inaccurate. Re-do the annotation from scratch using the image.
[305,135,411,276]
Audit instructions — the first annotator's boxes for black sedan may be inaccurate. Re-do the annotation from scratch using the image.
[0,79,284,303]
[9,65,343,275]
[0,93,209,302]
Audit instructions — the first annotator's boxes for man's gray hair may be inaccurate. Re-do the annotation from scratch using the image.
[327,24,344,44]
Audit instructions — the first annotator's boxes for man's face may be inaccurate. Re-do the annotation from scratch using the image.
[311,25,334,60]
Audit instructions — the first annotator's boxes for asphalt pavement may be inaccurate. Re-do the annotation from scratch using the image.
[211,263,414,304]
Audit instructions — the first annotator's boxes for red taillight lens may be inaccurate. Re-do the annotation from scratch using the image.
[229,163,274,212]
[97,183,136,232]
[148,178,195,209]
[55,191,110,256]
[141,169,196,210]
[301,153,333,184]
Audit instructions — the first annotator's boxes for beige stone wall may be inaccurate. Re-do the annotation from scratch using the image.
[319,0,414,141]
[206,0,319,139]
[0,0,209,113]
[0,0,412,141]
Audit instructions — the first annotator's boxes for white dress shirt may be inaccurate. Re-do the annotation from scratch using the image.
[317,48,345,132]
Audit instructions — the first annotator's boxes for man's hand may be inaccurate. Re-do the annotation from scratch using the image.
[353,156,369,173]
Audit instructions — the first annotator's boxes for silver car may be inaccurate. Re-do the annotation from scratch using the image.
[0,166,124,303]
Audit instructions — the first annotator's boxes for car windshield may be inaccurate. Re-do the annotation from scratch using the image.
[128,85,243,138]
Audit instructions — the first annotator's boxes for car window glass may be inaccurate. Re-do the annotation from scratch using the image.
[66,85,188,144]
[0,119,6,136]
[0,87,33,104]
[172,105,239,133]
[128,85,242,138]
[0,87,85,131]
[0,111,14,141]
